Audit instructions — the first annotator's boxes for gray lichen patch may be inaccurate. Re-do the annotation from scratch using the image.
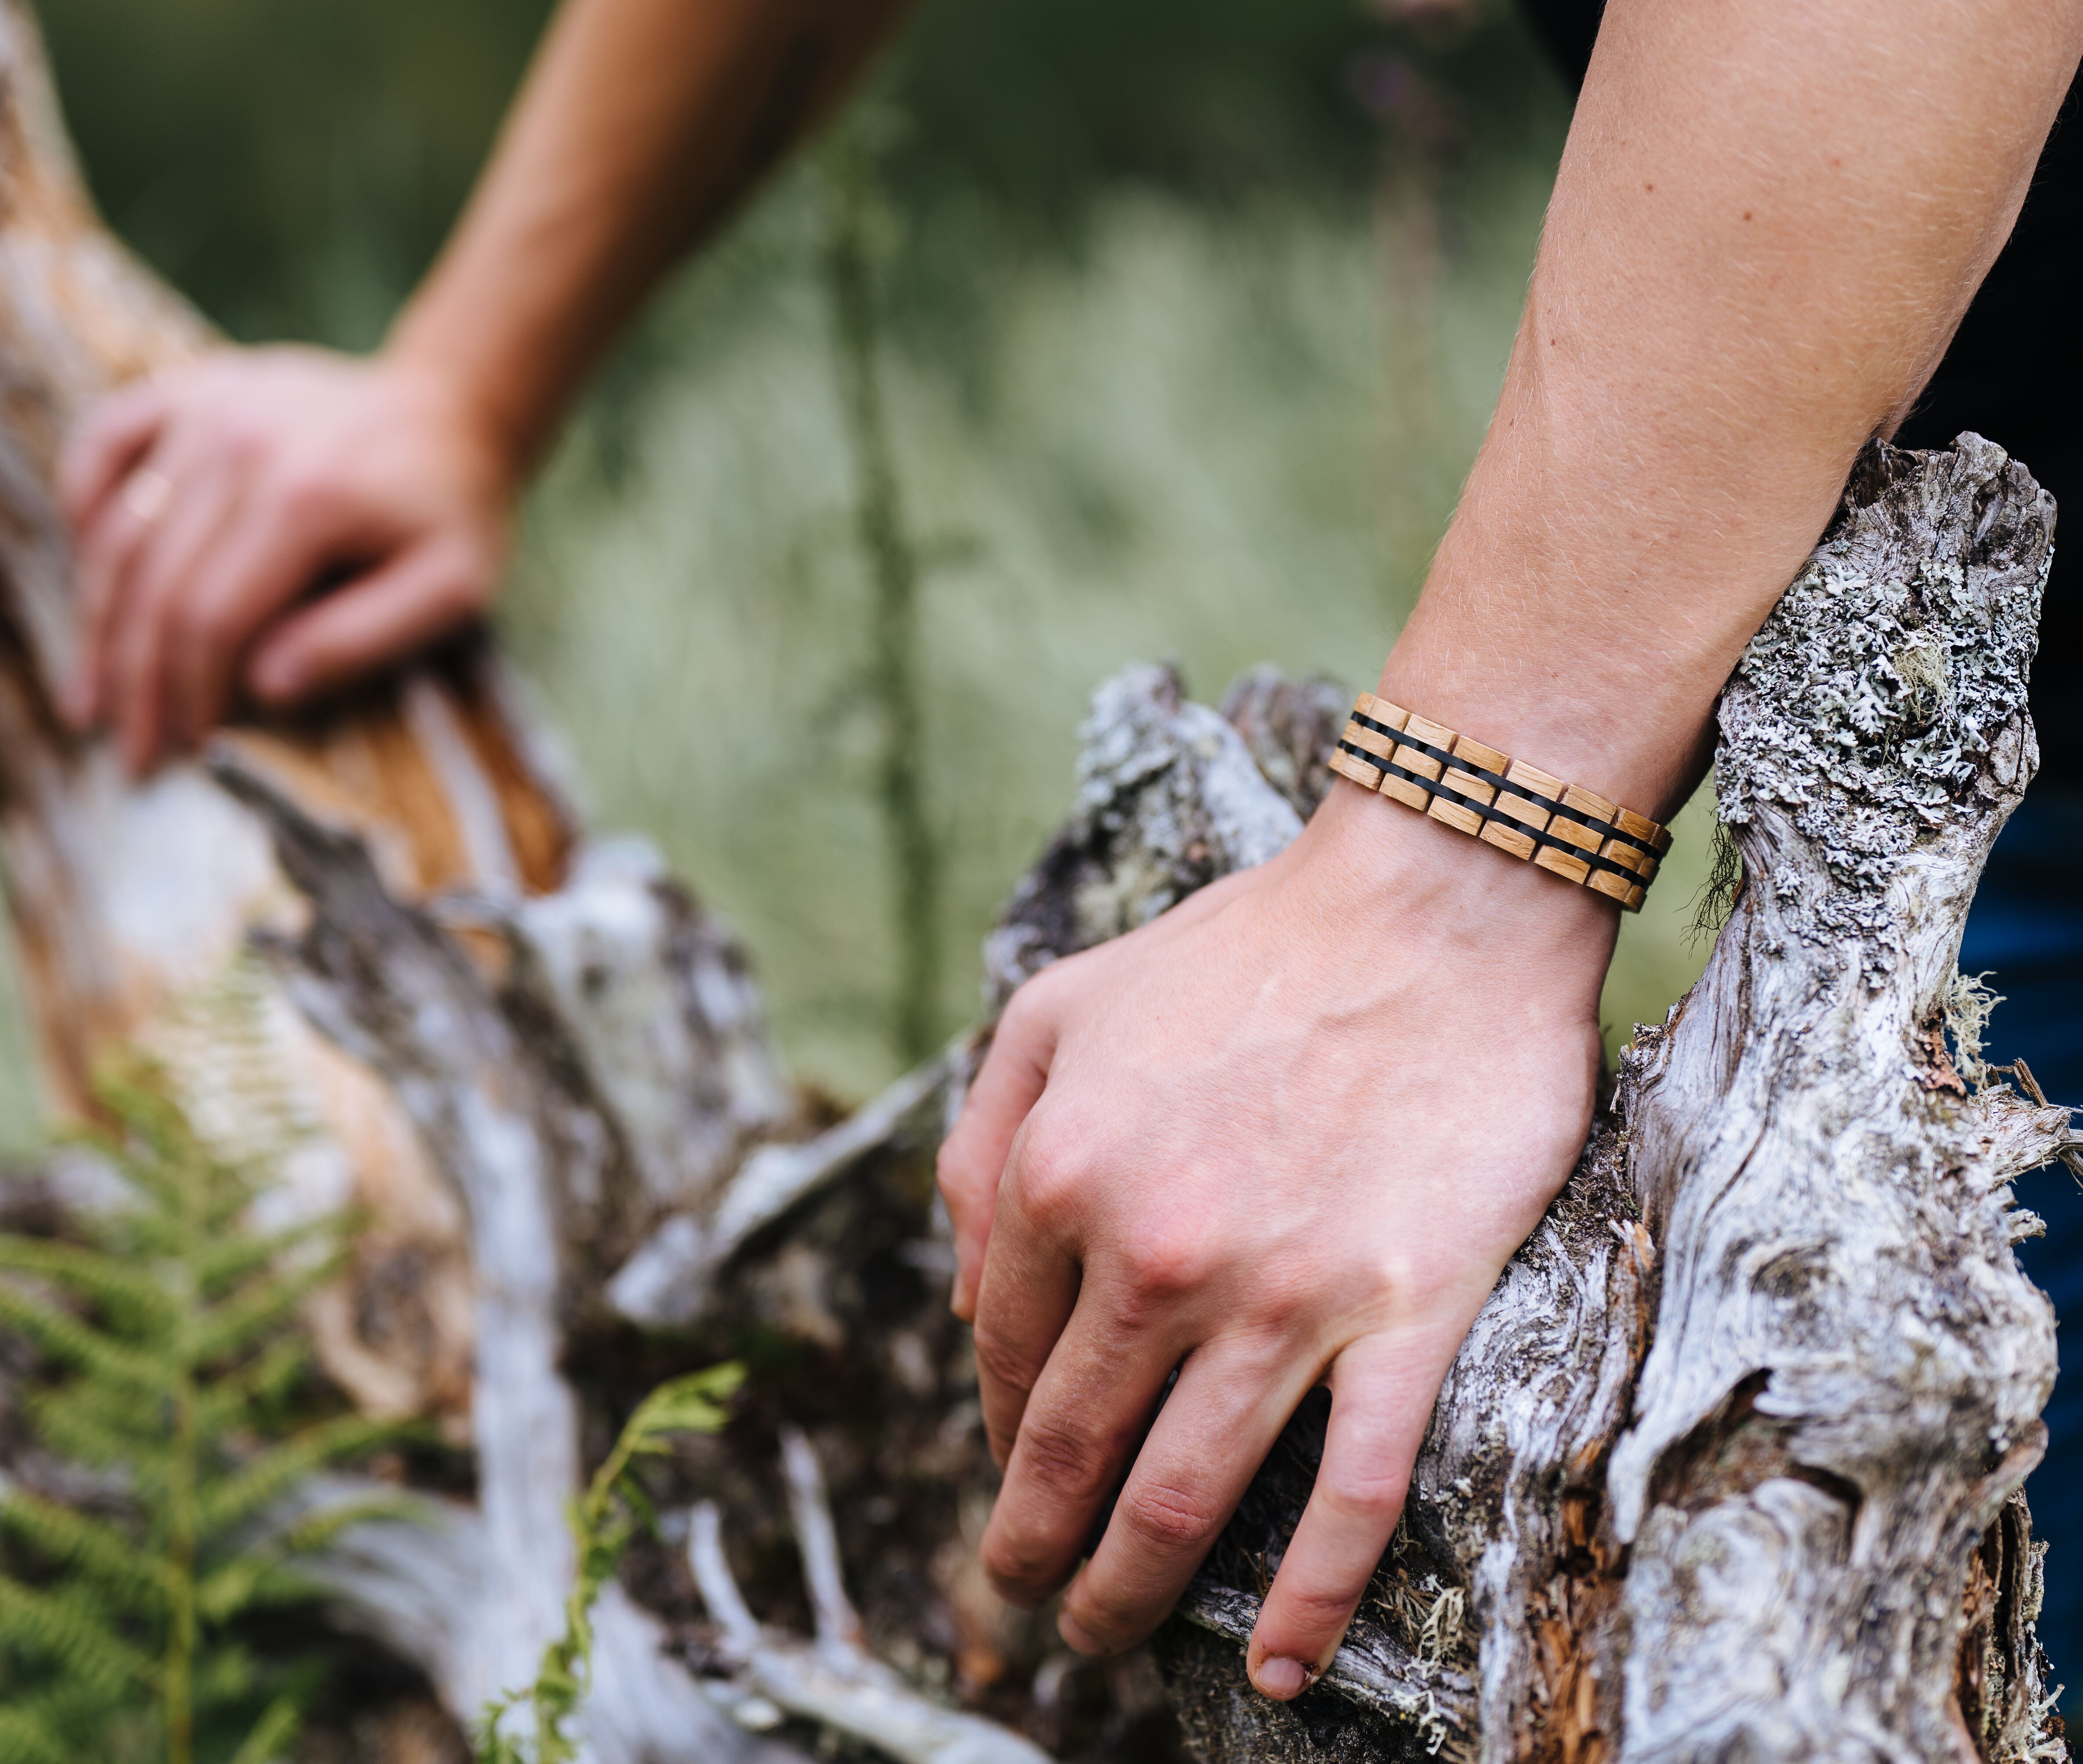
[1713,434,2051,946]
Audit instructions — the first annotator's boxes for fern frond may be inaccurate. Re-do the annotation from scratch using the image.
[28,1389,171,1480]
[474,1362,744,1764]
[620,1364,745,1453]
[0,1280,166,1396]
[226,1693,300,1764]
[192,1633,259,1707]
[194,1336,314,1437]
[0,1573,157,1695]
[191,1245,351,1366]
[0,1235,179,1334]
[196,1493,411,1623]
[0,1489,165,1608]
[7,1054,413,1760]
[473,1694,528,1764]
[196,1415,394,1539]
[194,1216,340,1298]
[0,1699,78,1764]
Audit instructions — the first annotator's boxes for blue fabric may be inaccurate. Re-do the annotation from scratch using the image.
[1959,783,2083,1690]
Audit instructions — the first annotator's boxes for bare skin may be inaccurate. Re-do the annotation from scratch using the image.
[58,0,909,769]
[59,0,2083,1707]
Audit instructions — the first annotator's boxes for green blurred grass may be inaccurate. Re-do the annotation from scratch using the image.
[505,167,1715,1102]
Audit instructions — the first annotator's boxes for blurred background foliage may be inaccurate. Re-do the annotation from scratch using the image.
[0,0,1712,1136]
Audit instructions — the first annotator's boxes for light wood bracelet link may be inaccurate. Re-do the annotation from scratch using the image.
[1328,692,1671,912]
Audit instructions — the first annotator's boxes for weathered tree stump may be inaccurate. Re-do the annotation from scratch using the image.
[1129,437,2074,1763]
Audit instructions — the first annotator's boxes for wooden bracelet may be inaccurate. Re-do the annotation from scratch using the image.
[1328,692,1670,911]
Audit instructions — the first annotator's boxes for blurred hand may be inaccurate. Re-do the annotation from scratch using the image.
[936,787,1613,1699]
[58,346,518,771]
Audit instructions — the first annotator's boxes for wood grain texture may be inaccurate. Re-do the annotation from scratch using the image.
[1428,797,1486,837]
[1331,749,1386,791]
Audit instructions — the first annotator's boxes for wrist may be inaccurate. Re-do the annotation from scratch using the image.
[379,316,538,495]
[1377,616,1713,830]
[1287,779,1620,1006]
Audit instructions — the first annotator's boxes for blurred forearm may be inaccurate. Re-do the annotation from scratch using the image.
[387,0,911,479]
[1382,0,2083,819]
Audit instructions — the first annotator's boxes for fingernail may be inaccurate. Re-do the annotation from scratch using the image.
[1252,1657,1310,1701]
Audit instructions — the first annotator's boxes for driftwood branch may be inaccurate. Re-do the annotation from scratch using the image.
[683,1428,1054,1764]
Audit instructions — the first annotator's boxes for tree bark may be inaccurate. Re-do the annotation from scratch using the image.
[0,2,2069,1757]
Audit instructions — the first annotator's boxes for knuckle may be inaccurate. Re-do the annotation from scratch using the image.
[1118,1223,1212,1301]
[445,564,494,617]
[1007,1137,1084,1231]
[997,973,1052,1035]
[1272,1577,1365,1635]
[1118,1479,1225,1553]
[1061,1599,1141,1654]
[1014,1418,1115,1507]
[1318,1465,1409,1529]
[934,1136,991,1220]
[933,1140,971,1207]
[933,1135,969,1191]
[980,1532,1065,1604]
[969,1327,1046,1400]
[272,466,337,525]
[425,541,494,614]
[221,421,271,469]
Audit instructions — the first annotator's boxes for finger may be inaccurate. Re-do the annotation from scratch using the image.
[969,1126,1084,1471]
[144,472,281,753]
[59,377,168,531]
[1054,1331,1317,1654]
[100,461,244,768]
[936,978,1060,1320]
[70,437,192,729]
[1246,1332,1446,1701]
[243,533,491,708]
[69,477,159,729]
[977,1276,1189,1609]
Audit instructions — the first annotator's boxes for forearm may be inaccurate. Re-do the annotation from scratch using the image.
[387,0,910,478]
[1385,0,2083,820]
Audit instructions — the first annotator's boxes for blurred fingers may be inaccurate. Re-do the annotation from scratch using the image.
[69,448,195,731]
[99,459,246,769]
[241,530,492,710]
[59,377,168,532]
[1246,1332,1444,1700]
[1054,1333,1313,1654]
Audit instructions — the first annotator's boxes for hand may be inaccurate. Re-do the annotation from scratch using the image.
[936,785,1614,1698]
[58,346,519,772]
